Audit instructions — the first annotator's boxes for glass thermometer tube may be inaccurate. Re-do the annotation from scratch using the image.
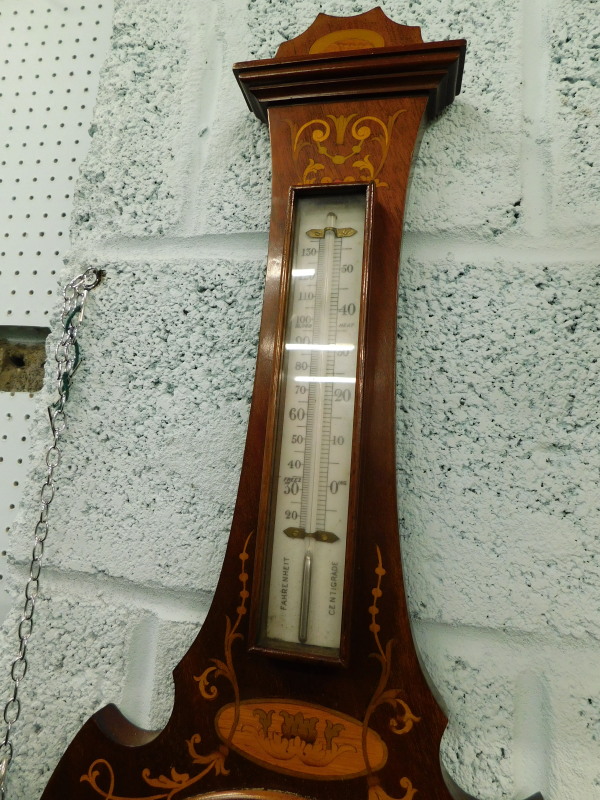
[298,210,340,643]
[263,191,366,653]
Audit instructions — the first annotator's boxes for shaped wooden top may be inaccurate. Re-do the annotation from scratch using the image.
[233,7,466,122]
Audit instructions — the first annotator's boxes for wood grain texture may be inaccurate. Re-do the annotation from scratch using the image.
[234,41,466,123]
[37,11,545,800]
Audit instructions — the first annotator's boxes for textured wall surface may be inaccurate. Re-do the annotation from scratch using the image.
[2,0,599,799]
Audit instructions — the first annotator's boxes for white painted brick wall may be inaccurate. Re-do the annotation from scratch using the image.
[2,0,599,798]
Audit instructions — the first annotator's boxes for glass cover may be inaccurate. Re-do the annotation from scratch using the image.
[261,189,367,655]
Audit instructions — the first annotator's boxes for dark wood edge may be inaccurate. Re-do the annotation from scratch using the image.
[246,73,463,121]
[233,39,467,71]
[237,58,464,93]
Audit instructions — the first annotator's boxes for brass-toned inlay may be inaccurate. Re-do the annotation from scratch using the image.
[283,526,340,543]
[309,28,385,54]
[82,534,255,800]
[82,744,230,800]
[289,112,405,187]
[361,546,420,800]
[362,547,421,741]
[367,775,417,800]
[305,226,356,239]
[81,543,422,799]
[215,700,387,779]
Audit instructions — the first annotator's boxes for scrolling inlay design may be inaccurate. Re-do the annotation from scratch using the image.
[288,112,405,186]
[80,533,254,800]
[363,547,420,800]
[80,543,420,799]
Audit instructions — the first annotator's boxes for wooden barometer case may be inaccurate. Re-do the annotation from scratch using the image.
[40,9,544,800]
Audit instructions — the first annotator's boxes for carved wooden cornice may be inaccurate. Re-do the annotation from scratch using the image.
[234,40,466,123]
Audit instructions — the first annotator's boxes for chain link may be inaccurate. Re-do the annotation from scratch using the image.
[0,268,101,799]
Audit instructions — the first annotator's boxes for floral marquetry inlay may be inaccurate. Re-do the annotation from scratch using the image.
[215,700,387,779]
[288,111,405,186]
[79,538,422,800]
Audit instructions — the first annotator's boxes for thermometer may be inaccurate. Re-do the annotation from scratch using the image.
[256,186,371,658]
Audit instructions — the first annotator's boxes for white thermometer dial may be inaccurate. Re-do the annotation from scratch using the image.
[263,192,366,653]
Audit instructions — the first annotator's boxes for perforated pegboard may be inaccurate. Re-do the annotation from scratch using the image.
[0,0,114,619]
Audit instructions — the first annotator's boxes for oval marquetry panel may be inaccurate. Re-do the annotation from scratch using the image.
[215,699,387,780]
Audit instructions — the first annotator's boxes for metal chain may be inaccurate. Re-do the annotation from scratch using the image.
[0,268,102,799]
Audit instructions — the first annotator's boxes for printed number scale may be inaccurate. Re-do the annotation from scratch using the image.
[39,9,542,800]
[263,193,368,654]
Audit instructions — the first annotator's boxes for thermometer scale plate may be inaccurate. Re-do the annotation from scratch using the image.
[252,183,373,662]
